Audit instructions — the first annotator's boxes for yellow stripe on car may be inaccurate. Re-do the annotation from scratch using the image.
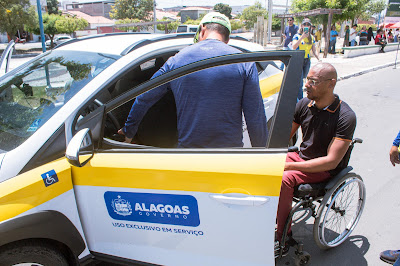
[0,159,73,222]
[72,153,285,196]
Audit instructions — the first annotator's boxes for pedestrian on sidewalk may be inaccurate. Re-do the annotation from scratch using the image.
[292,18,320,101]
[329,25,338,54]
[343,25,350,47]
[379,131,400,265]
[359,26,368,45]
[367,27,374,44]
[282,17,298,50]
[375,29,387,53]
[350,24,358,46]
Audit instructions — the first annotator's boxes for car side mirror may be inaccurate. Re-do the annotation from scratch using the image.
[66,128,94,167]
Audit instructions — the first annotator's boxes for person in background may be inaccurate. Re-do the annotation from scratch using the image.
[375,29,387,53]
[292,18,320,101]
[388,29,394,43]
[367,27,374,44]
[350,24,358,46]
[359,26,369,45]
[329,25,338,54]
[282,17,299,50]
[315,28,322,55]
[394,28,400,42]
[343,25,350,47]
[379,131,400,266]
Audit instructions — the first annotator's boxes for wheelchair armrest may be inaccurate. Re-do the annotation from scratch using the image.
[288,146,299,152]
[325,166,353,190]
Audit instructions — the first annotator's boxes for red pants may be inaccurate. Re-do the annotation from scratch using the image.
[276,152,331,240]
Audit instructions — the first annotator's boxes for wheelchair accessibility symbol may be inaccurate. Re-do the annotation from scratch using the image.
[41,170,59,187]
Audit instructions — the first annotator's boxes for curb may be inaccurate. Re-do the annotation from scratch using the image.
[337,61,400,81]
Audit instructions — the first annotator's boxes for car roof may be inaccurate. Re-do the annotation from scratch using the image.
[55,32,260,56]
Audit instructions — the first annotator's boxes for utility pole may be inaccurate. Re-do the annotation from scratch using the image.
[268,0,273,43]
[153,0,157,33]
[36,0,46,52]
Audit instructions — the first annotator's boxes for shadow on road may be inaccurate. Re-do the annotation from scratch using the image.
[277,209,369,265]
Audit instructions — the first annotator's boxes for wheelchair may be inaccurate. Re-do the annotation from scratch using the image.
[275,138,366,265]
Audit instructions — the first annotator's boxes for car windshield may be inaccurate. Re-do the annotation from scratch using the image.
[0,50,120,153]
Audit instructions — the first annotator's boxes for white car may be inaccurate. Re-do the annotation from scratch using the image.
[0,33,303,265]
[45,35,73,48]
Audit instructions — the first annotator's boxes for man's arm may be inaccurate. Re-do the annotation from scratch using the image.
[242,63,268,147]
[289,122,300,140]
[285,138,350,172]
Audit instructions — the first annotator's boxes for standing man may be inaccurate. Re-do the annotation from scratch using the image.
[282,17,298,50]
[118,12,268,148]
[329,25,338,54]
[343,25,350,47]
[349,24,358,46]
[275,63,357,249]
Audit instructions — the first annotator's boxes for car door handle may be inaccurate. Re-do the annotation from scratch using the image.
[210,194,269,206]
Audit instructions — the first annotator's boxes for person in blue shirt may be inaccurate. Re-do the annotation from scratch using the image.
[329,25,338,54]
[118,12,268,148]
[389,131,400,166]
[282,17,298,50]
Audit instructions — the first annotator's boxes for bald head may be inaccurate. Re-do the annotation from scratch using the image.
[311,63,337,81]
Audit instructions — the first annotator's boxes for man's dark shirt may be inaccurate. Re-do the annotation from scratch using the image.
[293,95,357,175]
[284,24,299,47]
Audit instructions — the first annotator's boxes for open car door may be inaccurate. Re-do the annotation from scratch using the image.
[68,51,304,265]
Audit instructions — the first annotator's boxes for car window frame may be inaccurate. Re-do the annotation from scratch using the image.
[103,50,304,149]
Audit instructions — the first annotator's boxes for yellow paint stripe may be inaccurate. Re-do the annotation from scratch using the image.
[72,153,285,196]
[260,72,283,98]
[0,159,73,222]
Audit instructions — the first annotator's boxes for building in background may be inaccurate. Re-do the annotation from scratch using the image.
[180,7,212,23]
[63,0,115,18]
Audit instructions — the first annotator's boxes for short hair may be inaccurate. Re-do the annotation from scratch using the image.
[352,24,357,27]
[205,23,230,42]
[289,16,294,20]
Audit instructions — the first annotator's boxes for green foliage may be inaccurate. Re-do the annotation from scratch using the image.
[366,0,387,16]
[115,18,141,31]
[214,3,232,19]
[55,15,88,34]
[110,0,154,20]
[272,16,281,31]
[46,0,59,15]
[184,18,201,25]
[156,19,180,33]
[0,0,37,38]
[240,1,267,29]
[230,19,244,31]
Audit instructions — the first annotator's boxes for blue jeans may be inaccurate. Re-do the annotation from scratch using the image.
[351,39,356,46]
[394,257,400,266]
[280,47,290,70]
[329,39,336,53]
[298,58,311,100]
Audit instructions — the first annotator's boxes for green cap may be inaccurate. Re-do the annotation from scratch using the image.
[194,12,231,43]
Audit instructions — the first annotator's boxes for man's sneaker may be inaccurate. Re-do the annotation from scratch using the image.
[380,250,400,264]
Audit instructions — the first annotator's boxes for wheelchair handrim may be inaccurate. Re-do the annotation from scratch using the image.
[319,177,366,247]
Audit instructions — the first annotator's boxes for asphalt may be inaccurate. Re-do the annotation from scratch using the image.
[2,38,400,80]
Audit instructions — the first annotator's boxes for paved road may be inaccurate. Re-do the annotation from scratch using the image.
[277,67,400,266]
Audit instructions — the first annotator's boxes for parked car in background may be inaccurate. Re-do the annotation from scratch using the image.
[45,35,73,48]
[176,25,199,33]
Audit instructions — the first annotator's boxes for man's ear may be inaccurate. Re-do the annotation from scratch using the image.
[199,24,207,40]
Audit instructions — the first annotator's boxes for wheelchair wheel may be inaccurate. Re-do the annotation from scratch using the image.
[313,173,366,249]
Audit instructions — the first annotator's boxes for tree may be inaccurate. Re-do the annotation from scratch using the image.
[28,13,60,48]
[366,0,387,17]
[214,3,232,19]
[115,18,141,31]
[156,18,180,33]
[240,1,267,29]
[110,0,154,20]
[292,0,371,37]
[55,15,88,35]
[0,0,37,40]
[46,0,59,15]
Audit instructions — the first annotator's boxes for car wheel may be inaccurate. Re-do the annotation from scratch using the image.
[0,240,69,266]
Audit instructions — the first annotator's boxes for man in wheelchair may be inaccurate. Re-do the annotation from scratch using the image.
[276,63,357,254]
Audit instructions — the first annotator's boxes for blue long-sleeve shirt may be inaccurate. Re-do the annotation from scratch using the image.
[394,131,400,147]
[123,39,267,148]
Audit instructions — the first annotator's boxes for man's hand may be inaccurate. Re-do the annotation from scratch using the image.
[390,145,400,166]
[118,128,133,143]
